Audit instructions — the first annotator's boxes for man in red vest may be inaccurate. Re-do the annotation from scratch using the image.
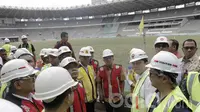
[87,46,99,74]
[60,57,87,112]
[97,49,125,112]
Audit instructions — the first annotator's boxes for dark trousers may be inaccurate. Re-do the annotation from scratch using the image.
[104,101,124,112]
[86,100,96,112]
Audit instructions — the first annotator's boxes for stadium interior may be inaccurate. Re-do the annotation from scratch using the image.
[0,0,200,41]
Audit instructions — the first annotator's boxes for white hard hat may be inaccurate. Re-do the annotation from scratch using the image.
[11,46,17,52]
[87,46,94,53]
[154,36,169,45]
[34,67,78,102]
[4,38,10,43]
[39,48,47,56]
[58,46,72,56]
[0,59,38,83]
[0,57,3,66]
[146,51,180,74]
[60,57,78,67]
[44,48,52,57]
[48,49,59,57]
[14,48,33,59]
[102,49,114,58]
[130,48,148,63]
[0,99,23,112]
[129,48,136,55]
[79,47,91,57]
[21,35,28,39]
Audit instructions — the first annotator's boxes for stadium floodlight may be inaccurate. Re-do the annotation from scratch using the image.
[175,4,184,9]
[196,2,200,5]
[158,7,166,11]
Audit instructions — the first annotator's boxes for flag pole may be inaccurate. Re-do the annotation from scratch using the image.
[142,29,146,52]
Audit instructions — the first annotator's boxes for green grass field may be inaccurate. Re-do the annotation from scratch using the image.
[1,35,200,102]
[3,35,200,67]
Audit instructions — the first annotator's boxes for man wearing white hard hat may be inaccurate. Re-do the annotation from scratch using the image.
[48,48,59,66]
[154,36,169,54]
[14,48,36,68]
[41,48,52,71]
[60,57,87,112]
[58,46,72,62]
[130,48,155,112]
[97,49,125,112]
[34,67,77,112]
[78,47,96,112]
[18,35,36,60]
[2,38,12,56]
[8,46,17,60]
[87,46,99,74]
[1,59,44,112]
[127,48,137,92]
[0,99,23,112]
[146,51,192,112]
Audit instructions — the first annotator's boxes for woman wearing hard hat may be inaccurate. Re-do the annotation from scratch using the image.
[60,57,87,112]
[146,51,192,112]
[130,48,156,112]
[34,67,78,112]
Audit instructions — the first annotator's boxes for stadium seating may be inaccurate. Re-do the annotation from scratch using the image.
[0,5,200,39]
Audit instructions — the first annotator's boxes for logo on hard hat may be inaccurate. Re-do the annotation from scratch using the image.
[154,60,177,68]
[131,54,135,59]
[85,50,89,54]
[160,38,164,41]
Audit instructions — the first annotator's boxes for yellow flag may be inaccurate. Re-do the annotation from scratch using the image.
[138,16,144,35]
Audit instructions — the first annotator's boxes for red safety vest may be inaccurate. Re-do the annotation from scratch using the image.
[98,64,123,99]
[73,83,87,112]
[5,93,44,112]
[90,59,99,74]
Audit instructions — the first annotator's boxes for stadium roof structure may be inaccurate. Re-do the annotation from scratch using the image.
[0,0,199,19]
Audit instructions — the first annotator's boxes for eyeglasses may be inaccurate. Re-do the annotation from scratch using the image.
[155,43,169,48]
[20,74,36,80]
[183,47,196,50]
[149,69,163,77]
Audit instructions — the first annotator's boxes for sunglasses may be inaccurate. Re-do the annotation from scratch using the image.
[155,43,169,48]
[183,47,196,50]
[103,56,113,60]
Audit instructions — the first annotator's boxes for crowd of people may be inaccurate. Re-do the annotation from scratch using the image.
[0,32,200,112]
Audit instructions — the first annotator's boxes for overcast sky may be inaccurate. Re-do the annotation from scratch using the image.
[0,0,91,8]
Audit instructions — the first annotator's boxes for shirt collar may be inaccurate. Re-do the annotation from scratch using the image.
[182,54,198,62]
[12,93,33,102]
